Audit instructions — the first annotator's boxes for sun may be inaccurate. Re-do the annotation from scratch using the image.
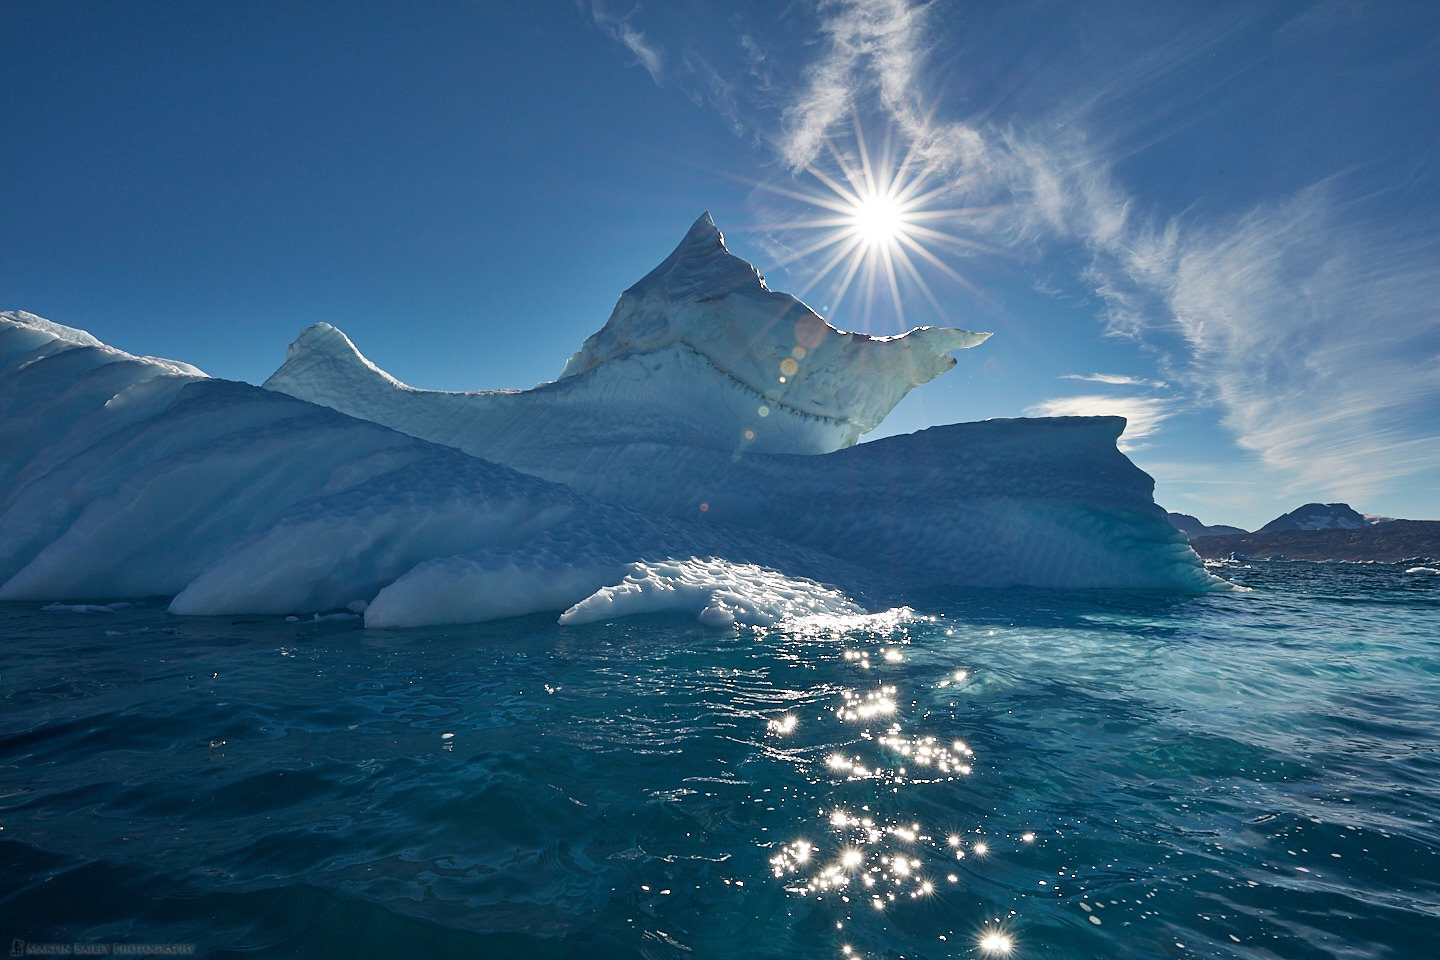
[849,191,909,251]
[739,114,992,334]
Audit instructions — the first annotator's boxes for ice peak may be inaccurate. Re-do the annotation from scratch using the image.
[621,210,760,306]
[680,211,720,250]
[557,214,990,443]
[273,323,364,374]
[266,322,412,401]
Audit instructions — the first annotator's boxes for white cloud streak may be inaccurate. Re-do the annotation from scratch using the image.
[1023,124,1440,501]
[1025,395,1174,451]
[1061,373,1168,388]
[779,0,985,174]
[865,21,1440,503]
[1097,186,1440,499]
[585,1,665,83]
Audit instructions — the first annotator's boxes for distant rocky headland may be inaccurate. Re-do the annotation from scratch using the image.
[1186,520,1440,563]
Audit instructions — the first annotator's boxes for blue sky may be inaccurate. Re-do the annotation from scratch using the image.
[4,1,1438,530]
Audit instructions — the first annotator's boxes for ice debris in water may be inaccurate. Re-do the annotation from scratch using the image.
[40,601,132,614]
[557,558,865,628]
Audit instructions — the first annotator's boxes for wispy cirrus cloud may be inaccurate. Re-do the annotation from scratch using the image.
[584,1,665,83]
[778,0,987,174]
[1092,185,1440,498]
[1025,394,1174,451]
[1061,372,1168,389]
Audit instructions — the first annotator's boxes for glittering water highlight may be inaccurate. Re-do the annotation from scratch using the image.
[2,560,1437,958]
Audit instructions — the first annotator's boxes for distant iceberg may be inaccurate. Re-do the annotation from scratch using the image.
[0,217,1225,626]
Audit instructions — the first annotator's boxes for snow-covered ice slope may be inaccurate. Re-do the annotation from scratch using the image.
[1,312,884,624]
[0,311,204,492]
[265,213,989,464]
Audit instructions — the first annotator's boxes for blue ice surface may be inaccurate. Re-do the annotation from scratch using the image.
[1,559,1437,959]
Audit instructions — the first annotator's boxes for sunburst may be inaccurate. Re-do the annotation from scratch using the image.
[747,115,996,334]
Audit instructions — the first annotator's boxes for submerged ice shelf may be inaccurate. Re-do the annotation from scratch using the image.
[0,218,1224,626]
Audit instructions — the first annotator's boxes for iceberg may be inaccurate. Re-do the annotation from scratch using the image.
[0,218,1224,627]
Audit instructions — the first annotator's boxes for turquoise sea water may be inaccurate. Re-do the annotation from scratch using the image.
[2,560,1437,959]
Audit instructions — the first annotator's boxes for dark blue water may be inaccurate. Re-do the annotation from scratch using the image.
[2,561,1437,959]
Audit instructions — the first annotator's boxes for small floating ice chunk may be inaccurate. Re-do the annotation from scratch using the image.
[559,558,865,628]
[40,601,131,613]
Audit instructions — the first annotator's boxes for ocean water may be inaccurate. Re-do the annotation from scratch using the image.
[2,560,1437,959]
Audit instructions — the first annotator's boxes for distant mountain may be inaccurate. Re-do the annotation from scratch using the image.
[1257,502,1391,533]
[1182,502,1431,562]
[1188,520,1440,563]
[1166,512,1247,539]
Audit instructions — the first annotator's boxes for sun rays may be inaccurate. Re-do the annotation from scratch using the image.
[748,116,998,335]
